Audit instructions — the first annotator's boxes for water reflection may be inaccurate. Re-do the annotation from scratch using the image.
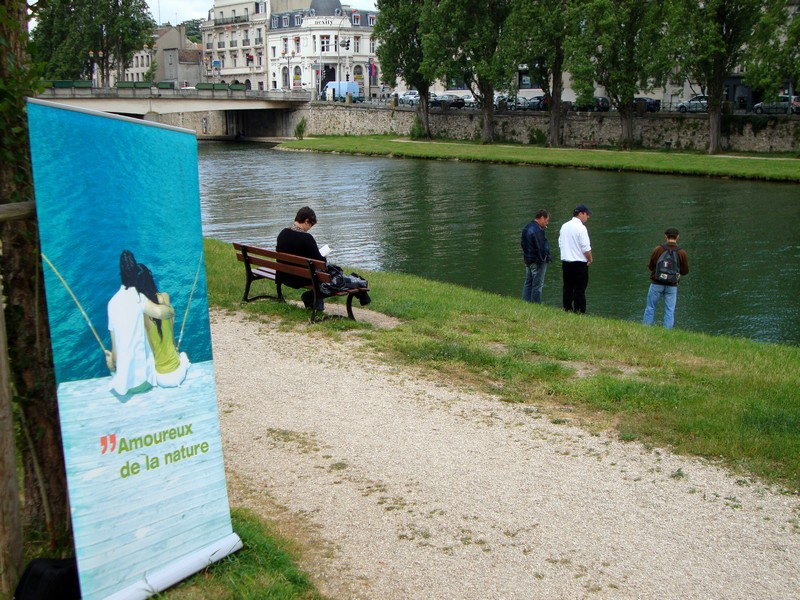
[199,143,800,346]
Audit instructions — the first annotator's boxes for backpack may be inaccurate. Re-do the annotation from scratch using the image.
[319,264,368,295]
[654,243,681,285]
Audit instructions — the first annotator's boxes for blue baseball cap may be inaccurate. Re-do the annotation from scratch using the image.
[574,204,592,215]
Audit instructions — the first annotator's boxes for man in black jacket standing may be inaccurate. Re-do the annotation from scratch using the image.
[276,206,327,310]
[520,209,552,303]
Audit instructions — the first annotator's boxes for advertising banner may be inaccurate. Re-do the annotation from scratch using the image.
[27,99,241,600]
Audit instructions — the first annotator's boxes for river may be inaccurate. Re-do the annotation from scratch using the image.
[198,142,800,346]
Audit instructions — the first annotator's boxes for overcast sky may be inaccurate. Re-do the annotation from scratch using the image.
[147,0,378,26]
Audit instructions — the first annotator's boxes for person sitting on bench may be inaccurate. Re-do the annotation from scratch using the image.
[276,206,329,311]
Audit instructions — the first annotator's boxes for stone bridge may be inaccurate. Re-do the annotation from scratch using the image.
[37,86,313,138]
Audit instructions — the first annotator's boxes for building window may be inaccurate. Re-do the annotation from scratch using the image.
[271,46,276,57]
[312,35,316,53]
[352,13,360,25]
[232,56,237,67]
[294,37,300,53]
[293,65,301,87]
[321,35,330,52]
[370,38,375,53]
[168,53,173,65]
[282,15,289,27]
[282,38,288,53]
[294,14,302,26]
[354,36,360,52]
[271,16,277,28]
[368,15,376,26]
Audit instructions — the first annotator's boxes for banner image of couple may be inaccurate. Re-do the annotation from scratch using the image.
[28,99,241,600]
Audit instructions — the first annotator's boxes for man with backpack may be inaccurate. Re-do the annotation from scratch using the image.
[642,228,689,329]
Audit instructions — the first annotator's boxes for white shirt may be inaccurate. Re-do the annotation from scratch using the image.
[108,286,156,395]
[558,217,592,262]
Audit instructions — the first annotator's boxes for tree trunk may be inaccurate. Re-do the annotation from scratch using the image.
[707,105,723,154]
[420,91,431,138]
[477,80,495,143]
[0,0,71,560]
[618,105,635,147]
[548,42,565,148]
[0,274,21,599]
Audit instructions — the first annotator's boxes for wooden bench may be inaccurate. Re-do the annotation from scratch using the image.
[578,139,599,149]
[233,243,370,322]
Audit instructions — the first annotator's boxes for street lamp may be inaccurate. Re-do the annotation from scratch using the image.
[87,50,104,87]
[281,50,295,89]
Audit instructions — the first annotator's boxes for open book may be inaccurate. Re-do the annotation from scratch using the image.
[319,244,332,258]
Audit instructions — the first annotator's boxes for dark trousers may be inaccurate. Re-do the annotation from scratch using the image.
[562,261,589,313]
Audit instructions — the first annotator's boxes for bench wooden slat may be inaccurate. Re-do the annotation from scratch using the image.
[233,242,369,321]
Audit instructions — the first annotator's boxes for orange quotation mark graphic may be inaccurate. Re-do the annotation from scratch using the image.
[100,434,117,454]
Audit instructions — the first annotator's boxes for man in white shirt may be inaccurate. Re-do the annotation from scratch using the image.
[558,204,593,313]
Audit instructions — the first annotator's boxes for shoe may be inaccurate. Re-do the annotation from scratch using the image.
[301,291,314,309]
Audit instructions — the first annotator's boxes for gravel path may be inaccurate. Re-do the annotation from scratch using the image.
[211,309,800,599]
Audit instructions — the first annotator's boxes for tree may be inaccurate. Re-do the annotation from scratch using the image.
[182,18,203,44]
[2,0,70,590]
[742,1,795,97]
[568,0,674,146]
[501,0,577,147]
[670,0,767,153]
[374,0,434,137]
[31,0,156,85]
[421,0,513,143]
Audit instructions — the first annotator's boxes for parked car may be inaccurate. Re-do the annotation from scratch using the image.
[510,97,531,111]
[461,94,479,109]
[433,93,466,109]
[572,96,611,112]
[753,95,799,114]
[676,95,708,113]
[528,95,549,111]
[634,97,661,112]
[398,90,419,105]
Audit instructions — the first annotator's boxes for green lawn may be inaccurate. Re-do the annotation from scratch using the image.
[281,135,800,182]
[205,238,800,490]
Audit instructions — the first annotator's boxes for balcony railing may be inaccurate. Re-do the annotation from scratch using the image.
[242,38,251,46]
[230,40,238,48]
[217,41,225,48]
[214,16,249,26]
[205,42,213,49]
[254,37,264,45]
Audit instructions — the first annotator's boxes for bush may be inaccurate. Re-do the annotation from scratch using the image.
[294,117,307,140]
[410,114,425,140]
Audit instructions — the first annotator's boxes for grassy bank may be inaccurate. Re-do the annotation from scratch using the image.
[163,508,321,599]
[158,238,800,597]
[280,135,800,182]
[206,237,800,491]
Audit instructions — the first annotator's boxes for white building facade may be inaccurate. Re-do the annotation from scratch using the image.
[200,0,380,96]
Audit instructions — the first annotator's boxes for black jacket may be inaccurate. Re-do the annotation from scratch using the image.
[276,227,326,288]
[521,221,551,265]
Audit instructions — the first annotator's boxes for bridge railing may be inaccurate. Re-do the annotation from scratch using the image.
[37,84,312,103]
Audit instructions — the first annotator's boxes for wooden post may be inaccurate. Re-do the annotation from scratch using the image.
[0,200,34,595]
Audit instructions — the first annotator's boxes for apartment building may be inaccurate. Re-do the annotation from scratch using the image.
[201,0,379,96]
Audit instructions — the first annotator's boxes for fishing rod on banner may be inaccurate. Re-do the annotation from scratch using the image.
[41,253,108,354]
[177,250,204,352]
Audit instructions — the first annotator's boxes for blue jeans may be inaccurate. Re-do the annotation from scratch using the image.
[642,283,678,329]
[522,262,547,303]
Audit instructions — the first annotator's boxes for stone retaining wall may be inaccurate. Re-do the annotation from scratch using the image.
[304,103,800,153]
